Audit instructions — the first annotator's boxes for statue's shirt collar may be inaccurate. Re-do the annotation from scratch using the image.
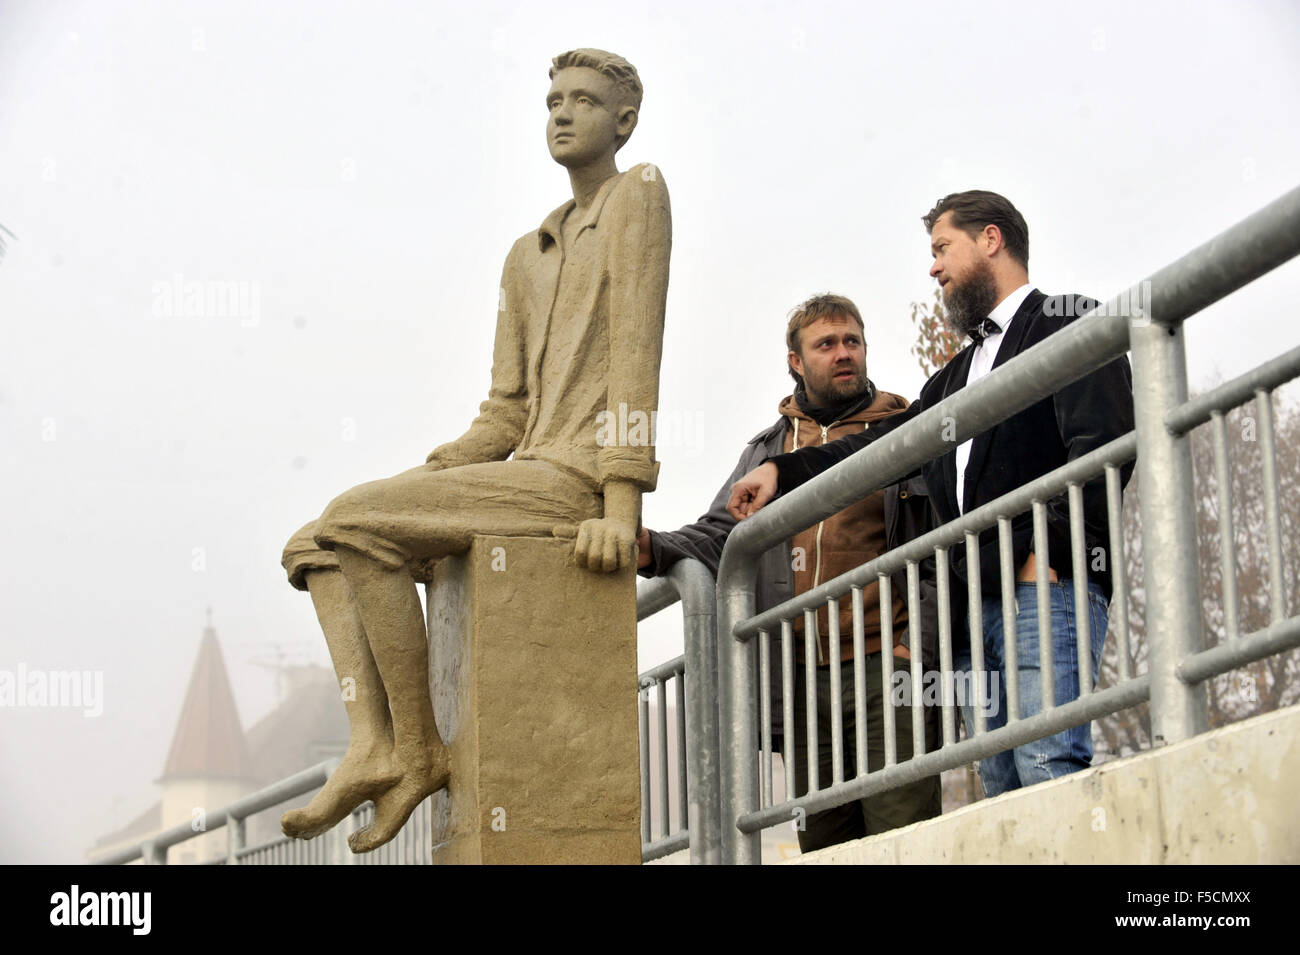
[536,170,624,252]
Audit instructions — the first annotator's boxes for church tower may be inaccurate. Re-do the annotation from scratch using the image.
[157,609,255,863]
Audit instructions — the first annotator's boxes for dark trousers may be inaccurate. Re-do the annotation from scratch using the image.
[778,653,941,853]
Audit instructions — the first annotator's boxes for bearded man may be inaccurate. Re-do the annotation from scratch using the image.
[727,192,1135,797]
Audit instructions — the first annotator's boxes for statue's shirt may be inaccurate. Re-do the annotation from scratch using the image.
[426,163,671,494]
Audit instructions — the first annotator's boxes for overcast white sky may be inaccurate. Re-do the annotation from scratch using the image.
[2,0,1298,864]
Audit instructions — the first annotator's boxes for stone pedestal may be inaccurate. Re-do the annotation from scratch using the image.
[426,535,642,864]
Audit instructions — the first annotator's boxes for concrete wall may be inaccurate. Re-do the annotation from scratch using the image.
[787,703,1300,864]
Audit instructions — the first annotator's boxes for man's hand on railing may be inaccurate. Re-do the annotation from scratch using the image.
[636,527,652,569]
[726,462,779,520]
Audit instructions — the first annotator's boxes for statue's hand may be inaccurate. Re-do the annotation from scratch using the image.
[569,517,638,573]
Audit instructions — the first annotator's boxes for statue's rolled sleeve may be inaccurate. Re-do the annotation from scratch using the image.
[596,164,672,492]
[282,520,341,591]
[425,243,531,468]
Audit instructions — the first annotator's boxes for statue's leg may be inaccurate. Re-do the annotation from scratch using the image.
[308,459,602,852]
[279,564,403,839]
[333,545,449,854]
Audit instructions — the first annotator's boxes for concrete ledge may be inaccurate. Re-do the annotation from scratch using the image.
[786,703,1300,864]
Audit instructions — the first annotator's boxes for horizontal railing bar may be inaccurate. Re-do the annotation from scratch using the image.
[1177,614,1300,685]
[97,759,339,865]
[1166,344,1300,436]
[222,760,339,819]
[736,676,1150,832]
[637,576,683,621]
[736,432,1137,639]
[639,656,685,686]
[1143,184,1300,330]
[641,830,691,862]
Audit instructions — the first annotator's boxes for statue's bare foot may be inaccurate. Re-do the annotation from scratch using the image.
[347,748,450,853]
[281,743,401,840]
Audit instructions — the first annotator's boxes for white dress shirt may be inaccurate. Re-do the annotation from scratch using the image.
[955,283,1034,513]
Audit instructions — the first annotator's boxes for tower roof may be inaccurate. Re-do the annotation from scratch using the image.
[159,614,254,782]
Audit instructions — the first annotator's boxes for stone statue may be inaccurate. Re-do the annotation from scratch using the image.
[278,48,670,853]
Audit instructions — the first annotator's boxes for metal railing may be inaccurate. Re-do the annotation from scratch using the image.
[636,557,721,864]
[216,796,432,865]
[715,184,1300,863]
[99,759,433,865]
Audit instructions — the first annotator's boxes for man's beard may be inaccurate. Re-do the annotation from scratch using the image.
[942,260,999,339]
[805,362,870,406]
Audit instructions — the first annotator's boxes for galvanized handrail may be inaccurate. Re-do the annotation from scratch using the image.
[100,757,436,865]
[97,759,339,865]
[740,459,1153,833]
[716,184,1300,863]
[636,557,720,864]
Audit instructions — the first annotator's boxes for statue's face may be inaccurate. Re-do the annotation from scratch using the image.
[545,67,634,167]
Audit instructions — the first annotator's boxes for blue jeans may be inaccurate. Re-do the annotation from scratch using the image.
[952,579,1109,796]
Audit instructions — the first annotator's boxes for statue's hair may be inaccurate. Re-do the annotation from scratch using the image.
[550,49,643,112]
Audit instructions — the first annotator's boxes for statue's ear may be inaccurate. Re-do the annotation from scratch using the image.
[617,106,638,142]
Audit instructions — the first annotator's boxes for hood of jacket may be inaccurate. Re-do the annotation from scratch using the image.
[777,386,910,435]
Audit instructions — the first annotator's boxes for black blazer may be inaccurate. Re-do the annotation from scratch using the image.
[771,289,1135,600]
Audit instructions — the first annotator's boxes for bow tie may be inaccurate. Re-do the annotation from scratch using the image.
[969,318,1002,346]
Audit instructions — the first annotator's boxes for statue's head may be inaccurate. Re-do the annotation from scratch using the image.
[546,49,642,167]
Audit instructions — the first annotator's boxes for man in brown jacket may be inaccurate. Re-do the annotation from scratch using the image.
[638,293,941,852]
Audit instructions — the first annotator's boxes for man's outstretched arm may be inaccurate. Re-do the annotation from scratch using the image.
[726,403,920,520]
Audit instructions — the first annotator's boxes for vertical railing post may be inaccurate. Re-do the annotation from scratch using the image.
[1130,311,1208,745]
[142,840,166,865]
[336,811,356,865]
[718,587,761,864]
[668,560,722,865]
[226,814,245,866]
